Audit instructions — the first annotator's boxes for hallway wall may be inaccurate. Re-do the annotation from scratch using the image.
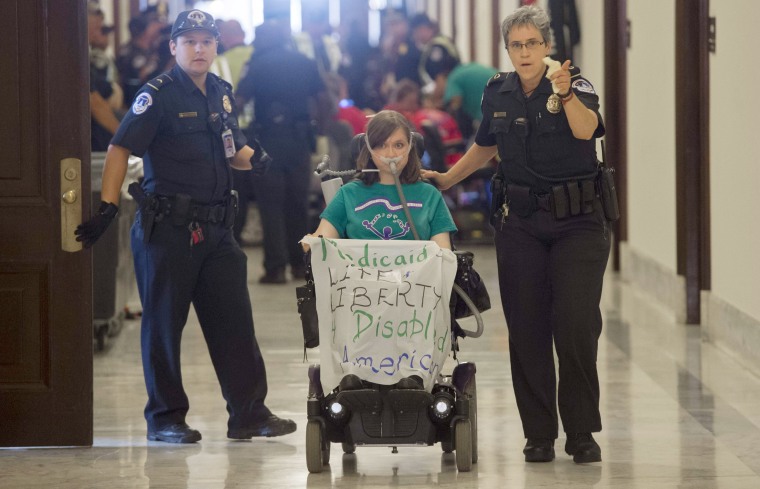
[626,0,678,276]
[708,0,760,321]
[704,0,760,373]
[574,0,605,102]
[619,0,688,322]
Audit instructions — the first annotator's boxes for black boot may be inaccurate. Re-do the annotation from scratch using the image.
[396,375,423,389]
[565,433,602,463]
[339,374,363,391]
[523,438,555,462]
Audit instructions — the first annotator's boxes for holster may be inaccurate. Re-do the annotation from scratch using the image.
[505,184,535,217]
[128,182,158,243]
[223,190,239,229]
[596,166,620,222]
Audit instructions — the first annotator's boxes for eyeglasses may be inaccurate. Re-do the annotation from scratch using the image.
[507,40,545,52]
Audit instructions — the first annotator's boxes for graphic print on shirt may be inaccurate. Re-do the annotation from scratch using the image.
[356,197,422,240]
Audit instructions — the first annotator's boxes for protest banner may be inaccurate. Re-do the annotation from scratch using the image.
[302,237,457,392]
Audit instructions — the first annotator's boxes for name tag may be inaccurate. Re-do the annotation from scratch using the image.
[222,129,235,158]
[178,112,198,118]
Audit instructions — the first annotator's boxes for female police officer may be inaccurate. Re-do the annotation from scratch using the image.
[75,10,296,443]
[423,5,608,463]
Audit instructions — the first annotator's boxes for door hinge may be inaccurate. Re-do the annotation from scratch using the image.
[708,17,716,53]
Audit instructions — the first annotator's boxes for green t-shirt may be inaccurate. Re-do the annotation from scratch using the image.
[443,63,498,122]
[320,181,457,241]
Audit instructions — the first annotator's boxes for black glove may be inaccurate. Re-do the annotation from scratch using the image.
[75,201,119,248]
[250,138,272,176]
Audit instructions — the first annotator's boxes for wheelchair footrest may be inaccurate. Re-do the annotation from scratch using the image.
[387,390,434,411]
[336,389,384,413]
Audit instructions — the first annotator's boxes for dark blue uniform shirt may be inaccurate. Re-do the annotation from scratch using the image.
[476,68,605,193]
[236,45,323,127]
[112,64,246,204]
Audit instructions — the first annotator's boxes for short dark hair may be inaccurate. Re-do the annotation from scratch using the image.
[128,17,149,38]
[409,13,434,31]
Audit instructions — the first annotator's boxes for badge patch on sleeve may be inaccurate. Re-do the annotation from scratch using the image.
[571,79,596,94]
[132,93,153,115]
[430,46,443,62]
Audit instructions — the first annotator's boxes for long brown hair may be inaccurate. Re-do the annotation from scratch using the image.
[356,110,422,185]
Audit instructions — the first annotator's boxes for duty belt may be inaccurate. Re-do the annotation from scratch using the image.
[128,183,238,243]
[505,178,596,219]
[154,196,228,224]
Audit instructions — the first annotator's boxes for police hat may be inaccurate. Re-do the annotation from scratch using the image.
[170,10,219,39]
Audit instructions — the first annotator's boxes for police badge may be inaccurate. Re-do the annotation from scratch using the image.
[222,95,232,113]
[546,93,561,114]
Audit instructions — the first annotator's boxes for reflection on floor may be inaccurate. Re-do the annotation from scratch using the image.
[2,244,760,488]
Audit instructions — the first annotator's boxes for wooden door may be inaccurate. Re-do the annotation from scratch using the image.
[0,0,92,446]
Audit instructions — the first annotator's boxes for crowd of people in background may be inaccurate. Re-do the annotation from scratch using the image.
[87,1,501,270]
[88,2,497,155]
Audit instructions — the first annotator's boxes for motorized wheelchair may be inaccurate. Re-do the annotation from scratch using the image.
[301,133,487,473]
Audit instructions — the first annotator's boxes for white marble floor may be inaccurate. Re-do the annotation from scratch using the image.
[2,244,760,488]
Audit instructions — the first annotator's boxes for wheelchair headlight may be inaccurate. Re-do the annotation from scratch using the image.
[326,399,349,423]
[429,391,455,423]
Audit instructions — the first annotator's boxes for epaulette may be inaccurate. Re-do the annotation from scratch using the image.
[569,65,581,79]
[209,72,233,93]
[145,73,174,91]
[486,72,509,87]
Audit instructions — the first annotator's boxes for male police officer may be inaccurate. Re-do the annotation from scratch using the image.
[76,10,296,443]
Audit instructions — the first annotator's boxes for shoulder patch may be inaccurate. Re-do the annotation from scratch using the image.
[145,73,174,92]
[487,72,508,87]
[131,92,153,115]
[571,78,596,94]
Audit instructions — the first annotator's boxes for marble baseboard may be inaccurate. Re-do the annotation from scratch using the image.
[619,242,760,377]
[619,242,685,323]
[702,290,760,376]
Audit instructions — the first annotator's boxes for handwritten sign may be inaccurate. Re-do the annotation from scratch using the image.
[302,237,457,392]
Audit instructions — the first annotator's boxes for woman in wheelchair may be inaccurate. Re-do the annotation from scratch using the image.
[305,110,458,391]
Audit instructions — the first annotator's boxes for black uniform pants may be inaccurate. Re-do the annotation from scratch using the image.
[251,154,312,275]
[131,212,270,432]
[494,203,610,439]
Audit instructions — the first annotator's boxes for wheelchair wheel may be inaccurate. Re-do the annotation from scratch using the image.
[454,419,472,472]
[464,376,478,463]
[306,420,327,473]
[342,442,355,454]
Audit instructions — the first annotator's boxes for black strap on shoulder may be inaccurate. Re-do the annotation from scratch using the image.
[145,73,174,92]
[486,72,509,88]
